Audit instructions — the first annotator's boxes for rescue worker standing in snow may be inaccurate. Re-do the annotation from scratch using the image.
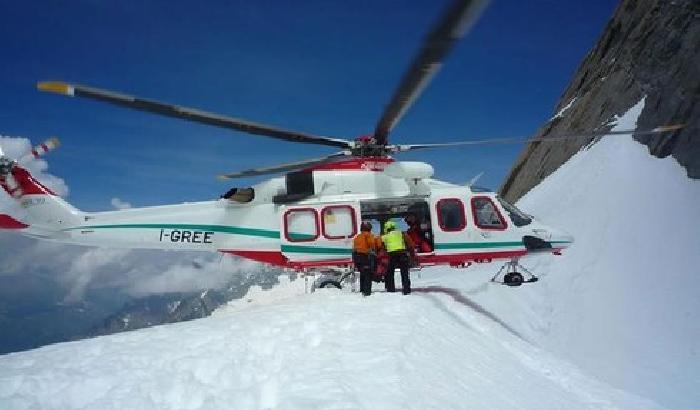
[352,221,380,296]
[381,220,414,295]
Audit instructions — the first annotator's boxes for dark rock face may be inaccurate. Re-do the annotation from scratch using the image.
[501,0,700,202]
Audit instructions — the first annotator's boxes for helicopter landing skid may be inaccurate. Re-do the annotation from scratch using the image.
[490,259,538,287]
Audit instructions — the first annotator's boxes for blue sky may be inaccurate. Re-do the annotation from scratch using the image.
[1,0,617,210]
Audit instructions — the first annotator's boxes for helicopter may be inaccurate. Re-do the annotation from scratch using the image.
[0,0,681,286]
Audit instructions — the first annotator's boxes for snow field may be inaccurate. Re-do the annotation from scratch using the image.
[0,275,663,410]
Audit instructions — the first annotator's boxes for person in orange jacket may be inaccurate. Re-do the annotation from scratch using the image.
[352,221,381,296]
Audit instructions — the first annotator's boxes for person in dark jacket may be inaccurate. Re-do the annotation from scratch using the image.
[381,220,414,295]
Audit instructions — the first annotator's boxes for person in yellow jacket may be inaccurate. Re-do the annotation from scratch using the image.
[352,221,381,296]
[381,220,414,295]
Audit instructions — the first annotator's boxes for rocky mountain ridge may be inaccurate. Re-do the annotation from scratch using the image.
[501,0,699,201]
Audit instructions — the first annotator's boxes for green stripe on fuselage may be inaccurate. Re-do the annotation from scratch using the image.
[282,241,527,255]
[64,223,280,239]
[434,241,524,250]
[281,245,352,255]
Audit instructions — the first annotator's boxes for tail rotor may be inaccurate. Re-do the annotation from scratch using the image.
[0,137,61,198]
[17,137,61,165]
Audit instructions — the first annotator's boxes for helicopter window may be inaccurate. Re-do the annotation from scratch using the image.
[497,197,532,227]
[471,197,507,230]
[220,187,255,203]
[284,208,319,242]
[436,198,466,232]
[322,205,357,240]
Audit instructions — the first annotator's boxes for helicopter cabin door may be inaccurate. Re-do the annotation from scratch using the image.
[430,195,469,258]
[280,203,360,265]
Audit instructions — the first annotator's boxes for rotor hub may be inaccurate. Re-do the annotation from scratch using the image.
[0,157,15,177]
[351,135,389,157]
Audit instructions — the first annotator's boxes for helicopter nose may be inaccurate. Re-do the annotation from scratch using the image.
[524,226,574,253]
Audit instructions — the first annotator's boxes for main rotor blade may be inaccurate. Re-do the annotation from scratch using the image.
[373,0,489,145]
[217,151,350,180]
[37,81,353,149]
[392,125,685,152]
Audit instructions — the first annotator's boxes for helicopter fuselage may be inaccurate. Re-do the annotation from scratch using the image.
[2,158,573,270]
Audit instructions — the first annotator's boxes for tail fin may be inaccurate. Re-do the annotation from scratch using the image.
[1,138,82,231]
[0,165,82,231]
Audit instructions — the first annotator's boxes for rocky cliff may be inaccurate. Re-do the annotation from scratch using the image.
[500,0,699,202]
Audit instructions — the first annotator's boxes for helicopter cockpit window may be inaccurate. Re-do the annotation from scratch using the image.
[471,197,507,230]
[497,197,533,227]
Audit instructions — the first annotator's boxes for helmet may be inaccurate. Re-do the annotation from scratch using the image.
[384,220,397,232]
[360,220,373,232]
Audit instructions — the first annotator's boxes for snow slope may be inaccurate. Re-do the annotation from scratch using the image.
[0,275,663,410]
[515,100,700,409]
[444,98,699,409]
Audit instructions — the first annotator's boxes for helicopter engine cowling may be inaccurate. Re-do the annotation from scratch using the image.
[383,161,434,180]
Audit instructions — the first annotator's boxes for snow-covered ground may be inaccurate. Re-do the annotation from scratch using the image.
[1,100,697,409]
[0,274,665,410]
[511,99,700,409]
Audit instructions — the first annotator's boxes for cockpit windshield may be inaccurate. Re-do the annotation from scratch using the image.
[497,196,532,227]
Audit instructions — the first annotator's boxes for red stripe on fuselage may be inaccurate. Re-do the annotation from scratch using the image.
[221,250,355,269]
[288,258,354,269]
[220,249,534,270]
[305,157,394,172]
[416,250,528,265]
[0,214,29,229]
[221,250,289,266]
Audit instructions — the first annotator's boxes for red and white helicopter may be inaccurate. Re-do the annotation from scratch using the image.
[0,0,680,285]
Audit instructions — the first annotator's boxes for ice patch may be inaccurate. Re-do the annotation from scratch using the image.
[551,96,578,120]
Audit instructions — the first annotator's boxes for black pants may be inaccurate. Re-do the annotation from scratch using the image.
[353,252,374,296]
[385,251,411,294]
